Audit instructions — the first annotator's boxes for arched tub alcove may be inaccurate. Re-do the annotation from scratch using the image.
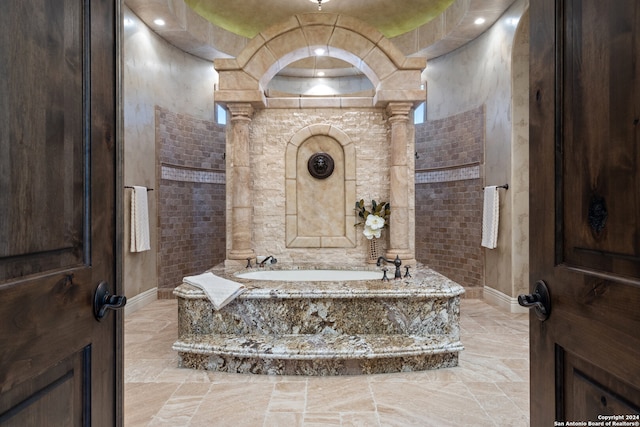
[216,12,425,266]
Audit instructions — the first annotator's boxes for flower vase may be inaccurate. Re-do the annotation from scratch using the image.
[367,238,380,263]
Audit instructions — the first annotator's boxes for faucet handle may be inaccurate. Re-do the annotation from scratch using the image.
[381,268,390,282]
[246,258,253,268]
[404,266,412,278]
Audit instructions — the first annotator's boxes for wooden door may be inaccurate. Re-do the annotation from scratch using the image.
[529,0,640,425]
[0,0,122,425]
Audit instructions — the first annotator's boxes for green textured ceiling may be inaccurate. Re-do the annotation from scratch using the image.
[184,0,455,39]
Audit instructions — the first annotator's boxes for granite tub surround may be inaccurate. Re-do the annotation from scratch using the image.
[172,263,464,375]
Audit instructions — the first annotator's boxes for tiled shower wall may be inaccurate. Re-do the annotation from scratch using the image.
[156,106,226,297]
[415,106,484,289]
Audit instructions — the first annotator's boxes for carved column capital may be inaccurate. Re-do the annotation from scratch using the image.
[227,103,254,120]
[386,102,413,119]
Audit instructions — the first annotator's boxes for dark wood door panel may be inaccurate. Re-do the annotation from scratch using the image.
[0,0,85,282]
[0,347,89,426]
[530,0,640,425]
[551,268,640,356]
[548,285,640,390]
[0,270,96,393]
[561,0,640,279]
[561,348,640,420]
[0,0,120,424]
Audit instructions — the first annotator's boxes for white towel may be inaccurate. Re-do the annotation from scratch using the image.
[481,186,500,249]
[183,272,246,310]
[130,186,151,252]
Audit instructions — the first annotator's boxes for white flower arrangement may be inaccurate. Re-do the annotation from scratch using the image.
[355,199,390,240]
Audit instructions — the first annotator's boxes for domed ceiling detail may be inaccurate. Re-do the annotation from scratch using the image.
[183,0,455,39]
[125,0,517,61]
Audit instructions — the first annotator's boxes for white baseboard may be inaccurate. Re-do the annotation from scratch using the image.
[483,286,529,314]
[124,287,157,316]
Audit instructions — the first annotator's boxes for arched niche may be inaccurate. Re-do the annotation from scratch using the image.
[285,124,356,248]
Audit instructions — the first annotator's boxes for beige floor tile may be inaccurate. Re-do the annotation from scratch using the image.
[125,382,180,427]
[473,393,529,426]
[306,377,376,413]
[372,373,501,426]
[366,367,462,384]
[461,334,528,358]
[501,357,529,371]
[496,381,530,414]
[302,412,342,426]
[268,381,308,412]
[123,298,531,426]
[125,358,176,383]
[376,403,494,427]
[456,355,525,383]
[126,336,177,360]
[264,412,305,427]
[463,381,508,396]
[155,365,213,384]
[340,412,381,427]
[188,382,273,426]
[148,384,211,427]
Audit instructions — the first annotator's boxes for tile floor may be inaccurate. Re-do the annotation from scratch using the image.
[124,298,530,426]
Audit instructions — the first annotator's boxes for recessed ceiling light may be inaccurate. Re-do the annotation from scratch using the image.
[308,0,330,10]
[317,71,325,77]
[314,48,325,56]
[154,18,166,26]
[474,17,486,25]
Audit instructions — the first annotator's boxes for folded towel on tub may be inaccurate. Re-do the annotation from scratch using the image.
[130,186,151,252]
[183,272,246,310]
[481,186,500,249]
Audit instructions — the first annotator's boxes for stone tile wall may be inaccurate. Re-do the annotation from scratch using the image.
[415,106,484,288]
[156,106,226,296]
[241,108,404,265]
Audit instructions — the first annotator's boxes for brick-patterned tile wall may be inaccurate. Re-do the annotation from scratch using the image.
[156,106,226,293]
[415,106,484,169]
[415,106,484,288]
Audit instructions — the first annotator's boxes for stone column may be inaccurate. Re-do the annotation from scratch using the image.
[386,102,415,265]
[227,103,255,261]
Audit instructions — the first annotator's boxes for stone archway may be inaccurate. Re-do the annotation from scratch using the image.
[214,13,426,107]
[219,14,425,264]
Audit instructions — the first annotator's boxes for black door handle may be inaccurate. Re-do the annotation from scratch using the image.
[518,280,551,321]
[93,281,127,321]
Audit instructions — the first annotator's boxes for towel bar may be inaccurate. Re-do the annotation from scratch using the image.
[125,186,154,191]
[484,184,508,190]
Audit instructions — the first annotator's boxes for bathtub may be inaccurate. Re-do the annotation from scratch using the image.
[235,269,384,281]
[173,263,465,375]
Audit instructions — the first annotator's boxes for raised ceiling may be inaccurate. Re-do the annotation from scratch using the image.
[182,0,456,39]
[125,0,517,61]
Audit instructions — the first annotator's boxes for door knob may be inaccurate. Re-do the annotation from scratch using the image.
[518,280,551,321]
[93,281,127,321]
